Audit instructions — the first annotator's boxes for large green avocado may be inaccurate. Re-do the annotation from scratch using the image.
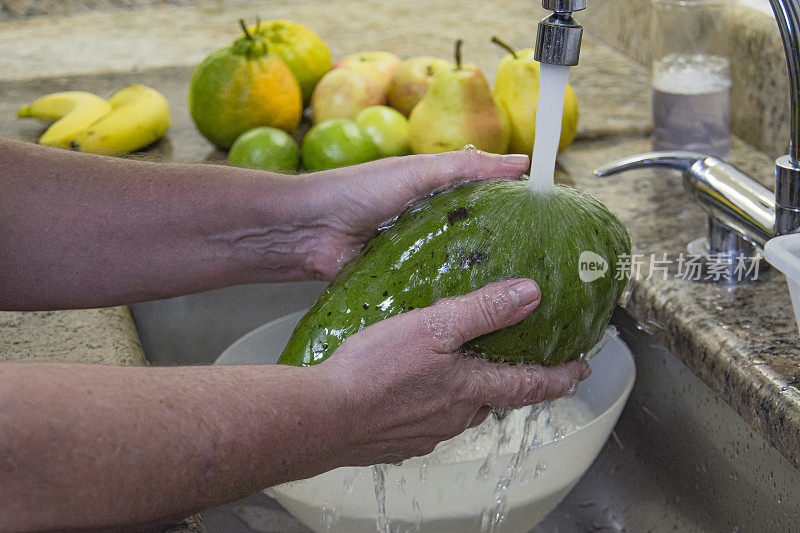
[279,178,630,366]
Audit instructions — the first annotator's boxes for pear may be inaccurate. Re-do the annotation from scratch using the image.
[408,40,509,154]
[491,36,579,155]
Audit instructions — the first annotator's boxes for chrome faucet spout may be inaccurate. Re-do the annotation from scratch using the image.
[535,0,586,66]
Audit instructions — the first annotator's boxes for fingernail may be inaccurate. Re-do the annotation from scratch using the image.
[500,153,530,166]
[508,279,540,307]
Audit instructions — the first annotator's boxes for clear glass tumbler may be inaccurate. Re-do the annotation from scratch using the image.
[651,0,732,159]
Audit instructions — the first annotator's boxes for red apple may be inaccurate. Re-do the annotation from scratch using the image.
[387,56,454,116]
[334,51,401,94]
[311,69,386,124]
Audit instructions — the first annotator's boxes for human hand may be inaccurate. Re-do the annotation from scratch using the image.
[315,278,590,465]
[300,150,529,280]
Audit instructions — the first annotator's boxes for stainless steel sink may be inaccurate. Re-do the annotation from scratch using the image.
[131,284,800,532]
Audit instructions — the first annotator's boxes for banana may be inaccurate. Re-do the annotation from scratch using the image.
[17,91,112,149]
[71,85,171,155]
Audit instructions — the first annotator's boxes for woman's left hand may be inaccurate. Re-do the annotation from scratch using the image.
[301,150,529,280]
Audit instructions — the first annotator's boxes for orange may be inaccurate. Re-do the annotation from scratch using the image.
[189,22,302,150]
[249,19,331,107]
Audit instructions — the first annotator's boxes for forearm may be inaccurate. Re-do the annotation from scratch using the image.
[0,138,319,310]
[0,362,349,531]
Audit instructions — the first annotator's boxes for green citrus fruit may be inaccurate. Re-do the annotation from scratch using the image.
[229,127,300,173]
[355,105,410,157]
[301,119,381,171]
[189,22,302,150]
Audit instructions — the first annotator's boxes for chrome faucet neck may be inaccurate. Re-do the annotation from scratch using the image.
[769,0,800,164]
[769,1,800,235]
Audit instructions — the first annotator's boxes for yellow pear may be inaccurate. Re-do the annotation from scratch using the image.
[491,36,579,155]
[408,40,509,154]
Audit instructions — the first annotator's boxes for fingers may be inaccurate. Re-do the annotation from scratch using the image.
[390,150,529,199]
[468,359,591,410]
[419,278,541,353]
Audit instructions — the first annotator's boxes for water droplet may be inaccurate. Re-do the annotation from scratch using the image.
[321,505,339,531]
[342,473,356,494]
[412,497,422,531]
[463,144,477,151]
[418,461,428,484]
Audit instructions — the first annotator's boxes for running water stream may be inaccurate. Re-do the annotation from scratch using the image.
[372,464,389,532]
[479,404,547,532]
[367,60,576,533]
[529,63,572,192]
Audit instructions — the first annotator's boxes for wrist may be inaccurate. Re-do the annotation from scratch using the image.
[301,363,364,466]
[215,169,325,283]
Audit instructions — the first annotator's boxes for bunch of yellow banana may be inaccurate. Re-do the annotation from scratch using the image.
[17,85,171,155]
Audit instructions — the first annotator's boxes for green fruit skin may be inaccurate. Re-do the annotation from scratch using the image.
[355,106,410,157]
[278,179,631,367]
[301,119,381,171]
[229,127,300,173]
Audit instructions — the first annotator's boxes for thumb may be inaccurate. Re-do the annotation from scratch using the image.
[420,278,541,354]
[390,150,530,199]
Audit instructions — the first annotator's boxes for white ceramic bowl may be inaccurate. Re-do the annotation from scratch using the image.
[216,310,636,532]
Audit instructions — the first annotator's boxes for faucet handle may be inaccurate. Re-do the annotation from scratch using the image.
[593,151,775,283]
[593,151,711,178]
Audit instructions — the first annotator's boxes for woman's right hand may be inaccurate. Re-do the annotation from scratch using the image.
[316,278,591,466]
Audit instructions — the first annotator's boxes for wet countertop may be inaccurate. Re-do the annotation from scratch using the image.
[0,1,798,527]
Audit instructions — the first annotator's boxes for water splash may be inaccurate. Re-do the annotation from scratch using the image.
[373,464,390,533]
[530,63,572,192]
[477,413,513,480]
[480,403,547,532]
[581,326,619,362]
[321,505,339,532]
[411,497,422,531]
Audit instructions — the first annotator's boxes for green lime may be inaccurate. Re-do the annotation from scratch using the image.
[355,105,410,157]
[228,127,300,173]
[301,119,381,171]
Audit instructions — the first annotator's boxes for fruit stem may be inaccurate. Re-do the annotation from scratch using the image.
[491,36,517,59]
[240,19,253,40]
[454,39,463,70]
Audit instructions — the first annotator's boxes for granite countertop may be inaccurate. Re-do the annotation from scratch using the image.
[0,1,798,526]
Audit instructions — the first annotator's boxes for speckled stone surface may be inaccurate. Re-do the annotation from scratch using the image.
[0,307,146,365]
[583,1,792,160]
[0,0,203,21]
